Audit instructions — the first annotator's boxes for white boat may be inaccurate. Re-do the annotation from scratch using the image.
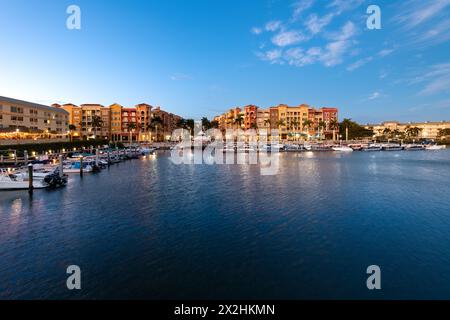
[382,144,403,151]
[0,168,48,190]
[332,146,353,152]
[404,144,425,151]
[363,144,383,151]
[425,145,446,150]
[63,160,94,173]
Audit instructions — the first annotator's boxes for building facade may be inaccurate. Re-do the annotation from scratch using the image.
[58,102,182,142]
[214,103,339,140]
[0,96,69,140]
[365,121,450,140]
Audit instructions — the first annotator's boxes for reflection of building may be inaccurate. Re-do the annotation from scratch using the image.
[0,96,69,140]
[58,102,182,142]
[365,121,450,140]
[214,103,339,140]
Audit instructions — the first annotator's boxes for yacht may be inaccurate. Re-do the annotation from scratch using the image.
[362,144,383,151]
[382,144,403,151]
[425,144,446,150]
[404,144,425,151]
[0,168,48,190]
[332,146,354,152]
[63,160,94,173]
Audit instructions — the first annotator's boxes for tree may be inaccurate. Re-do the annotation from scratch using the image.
[339,118,374,140]
[91,115,103,139]
[185,119,195,136]
[150,116,163,142]
[68,124,77,142]
[264,119,271,128]
[201,117,211,131]
[330,119,339,141]
[405,126,422,139]
[438,128,450,137]
[210,120,219,129]
[127,122,137,146]
[318,120,327,140]
[302,120,313,137]
[234,114,244,129]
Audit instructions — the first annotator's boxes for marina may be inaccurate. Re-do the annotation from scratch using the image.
[1,149,450,299]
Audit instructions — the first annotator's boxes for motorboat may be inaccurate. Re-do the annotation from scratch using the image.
[63,160,94,173]
[382,144,403,151]
[425,144,446,150]
[284,144,304,152]
[332,146,354,152]
[0,168,48,190]
[362,144,383,151]
[404,144,425,151]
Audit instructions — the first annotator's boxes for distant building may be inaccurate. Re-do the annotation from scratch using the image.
[58,102,182,142]
[365,121,450,140]
[0,96,69,141]
[214,103,339,140]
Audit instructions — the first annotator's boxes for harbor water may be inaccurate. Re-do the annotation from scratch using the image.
[1,150,450,299]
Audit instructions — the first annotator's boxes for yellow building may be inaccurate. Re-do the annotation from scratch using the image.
[0,96,69,140]
[366,121,450,140]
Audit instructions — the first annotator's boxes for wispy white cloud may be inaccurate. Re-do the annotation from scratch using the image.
[170,73,192,81]
[378,48,394,57]
[395,0,450,29]
[251,27,263,35]
[256,49,283,64]
[291,0,315,21]
[368,91,381,100]
[271,30,308,47]
[406,62,450,95]
[327,0,365,15]
[304,13,334,35]
[347,56,373,71]
[265,20,283,32]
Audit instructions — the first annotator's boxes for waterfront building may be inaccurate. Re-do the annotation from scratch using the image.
[58,102,182,142]
[365,121,450,140]
[0,96,69,142]
[214,104,339,140]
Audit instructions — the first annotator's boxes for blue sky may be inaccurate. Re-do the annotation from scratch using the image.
[1,0,450,123]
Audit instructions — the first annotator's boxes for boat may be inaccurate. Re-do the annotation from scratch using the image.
[425,144,446,150]
[382,144,403,151]
[140,147,156,155]
[63,160,94,173]
[0,168,49,190]
[308,144,333,151]
[332,146,353,152]
[362,144,383,151]
[404,144,425,151]
[284,144,304,152]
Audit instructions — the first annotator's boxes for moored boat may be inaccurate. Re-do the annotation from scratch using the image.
[332,146,353,152]
[425,144,446,150]
[404,144,425,151]
[382,144,403,151]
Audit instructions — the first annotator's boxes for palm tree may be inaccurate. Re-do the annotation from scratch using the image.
[185,119,195,136]
[383,128,392,138]
[330,119,339,141]
[127,122,137,146]
[91,115,103,140]
[234,114,244,129]
[264,119,271,128]
[302,119,313,135]
[201,117,211,131]
[318,120,327,140]
[68,124,77,142]
[405,126,422,139]
[150,116,163,142]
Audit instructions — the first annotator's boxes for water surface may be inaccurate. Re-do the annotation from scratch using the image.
[1,150,450,299]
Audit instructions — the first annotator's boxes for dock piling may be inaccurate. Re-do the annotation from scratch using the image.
[59,155,64,178]
[80,156,84,177]
[28,164,33,193]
